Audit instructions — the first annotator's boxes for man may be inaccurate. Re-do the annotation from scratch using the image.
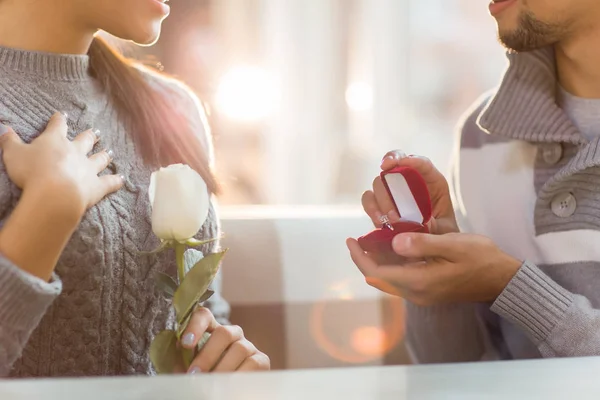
[347,0,600,362]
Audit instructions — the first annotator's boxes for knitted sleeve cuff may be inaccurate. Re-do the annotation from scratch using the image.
[491,260,573,343]
[0,255,62,329]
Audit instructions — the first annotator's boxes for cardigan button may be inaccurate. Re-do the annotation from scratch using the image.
[541,143,563,165]
[551,192,577,218]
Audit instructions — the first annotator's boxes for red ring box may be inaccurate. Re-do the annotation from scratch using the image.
[357,166,432,253]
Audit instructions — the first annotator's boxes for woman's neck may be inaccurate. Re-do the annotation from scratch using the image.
[0,2,94,55]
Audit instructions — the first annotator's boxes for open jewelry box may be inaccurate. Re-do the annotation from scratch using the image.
[357,166,432,254]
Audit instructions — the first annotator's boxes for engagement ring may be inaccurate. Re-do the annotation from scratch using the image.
[379,214,394,230]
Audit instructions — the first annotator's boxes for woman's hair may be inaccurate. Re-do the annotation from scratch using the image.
[88,36,218,194]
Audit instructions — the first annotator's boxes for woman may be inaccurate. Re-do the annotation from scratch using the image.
[0,0,269,377]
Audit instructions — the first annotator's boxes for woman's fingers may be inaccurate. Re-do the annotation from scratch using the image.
[235,353,270,372]
[0,125,23,152]
[187,325,244,373]
[44,112,69,137]
[87,148,120,206]
[211,339,257,372]
[73,129,99,154]
[91,174,124,205]
[89,149,114,174]
[180,308,218,350]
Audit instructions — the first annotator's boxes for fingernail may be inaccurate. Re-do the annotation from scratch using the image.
[0,124,9,135]
[181,333,195,347]
[93,129,101,140]
[61,112,68,120]
[106,149,114,161]
[380,155,394,166]
[119,174,126,183]
[188,366,201,375]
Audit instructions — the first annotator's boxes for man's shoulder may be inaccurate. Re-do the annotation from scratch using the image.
[455,89,510,150]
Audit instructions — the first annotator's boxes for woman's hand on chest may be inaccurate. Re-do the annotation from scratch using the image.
[0,112,124,220]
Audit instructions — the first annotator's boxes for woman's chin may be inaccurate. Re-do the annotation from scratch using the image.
[111,23,163,47]
[132,27,162,46]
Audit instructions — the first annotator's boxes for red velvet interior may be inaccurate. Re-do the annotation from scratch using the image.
[357,166,432,254]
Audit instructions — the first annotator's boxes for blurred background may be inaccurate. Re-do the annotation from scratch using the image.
[131,0,508,371]
[135,0,507,206]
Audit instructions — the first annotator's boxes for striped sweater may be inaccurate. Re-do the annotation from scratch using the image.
[405,46,600,362]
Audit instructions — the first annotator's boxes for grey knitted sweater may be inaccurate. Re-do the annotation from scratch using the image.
[0,46,230,377]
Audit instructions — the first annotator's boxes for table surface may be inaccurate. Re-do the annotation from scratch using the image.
[2,357,599,400]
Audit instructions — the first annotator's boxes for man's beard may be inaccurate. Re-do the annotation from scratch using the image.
[498,11,567,52]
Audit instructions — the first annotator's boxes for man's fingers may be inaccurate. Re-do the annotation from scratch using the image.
[380,150,408,171]
[0,125,23,151]
[361,190,383,227]
[392,233,462,260]
[373,176,399,221]
[346,238,379,278]
[44,112,69,137]
[373,260,435,294]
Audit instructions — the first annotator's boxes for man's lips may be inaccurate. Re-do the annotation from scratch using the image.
[489,0,517,16]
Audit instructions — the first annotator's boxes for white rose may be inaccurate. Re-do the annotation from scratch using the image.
[149,164,210,242]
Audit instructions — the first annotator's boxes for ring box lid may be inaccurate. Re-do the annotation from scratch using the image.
[381,166,432,226]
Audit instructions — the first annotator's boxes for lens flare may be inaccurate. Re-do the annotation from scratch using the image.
[345,81,373,112]
[215,66,279,122]
[351,326,388,356]
[309,278,405,364]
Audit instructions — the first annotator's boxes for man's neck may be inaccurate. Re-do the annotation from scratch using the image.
[0,2,94,55]
[555,28,600,99]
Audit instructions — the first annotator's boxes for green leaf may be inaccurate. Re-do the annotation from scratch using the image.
[176,310,194,340]
[173,250,227,323]
[149,330,180,374]
[198,289,215,304]
[139,240,173,255]
[154,272,178,298]
[185,236,221,247]
[181,348,195,370]
[175,290,214,339]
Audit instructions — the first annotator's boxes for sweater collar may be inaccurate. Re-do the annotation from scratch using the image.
[0,45,90,81]
[477,46,584,145]
[478,47,600,186]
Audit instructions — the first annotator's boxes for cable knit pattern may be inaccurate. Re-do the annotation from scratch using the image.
[0,45,230,377]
